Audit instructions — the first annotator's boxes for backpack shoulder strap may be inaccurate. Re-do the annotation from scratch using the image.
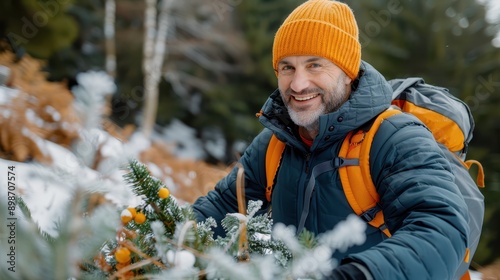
[338,108,402,237]
[264,108,400,236]
[265,134,286,202]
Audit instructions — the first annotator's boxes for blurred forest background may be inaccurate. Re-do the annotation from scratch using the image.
[1,0,499,271]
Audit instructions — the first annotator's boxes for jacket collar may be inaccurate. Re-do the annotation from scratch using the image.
[259,61,393,151]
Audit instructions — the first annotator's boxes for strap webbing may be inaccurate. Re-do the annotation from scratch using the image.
[338,108,402,238]
[296,160,334,234]
[265,135,286,201]
[296,157,358,234]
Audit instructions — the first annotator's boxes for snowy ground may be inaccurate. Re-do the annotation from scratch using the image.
[0,132,140,236]
[0,114,216,237]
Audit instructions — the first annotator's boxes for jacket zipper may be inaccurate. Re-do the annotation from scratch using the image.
[305,152,312,174]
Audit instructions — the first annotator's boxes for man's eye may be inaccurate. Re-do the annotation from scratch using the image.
[308,63,321,69]
[278,66,294,75]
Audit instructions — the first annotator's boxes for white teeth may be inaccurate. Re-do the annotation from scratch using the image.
[294,94,318,101]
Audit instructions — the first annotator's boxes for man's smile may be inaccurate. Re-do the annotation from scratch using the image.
[292,94,320,101]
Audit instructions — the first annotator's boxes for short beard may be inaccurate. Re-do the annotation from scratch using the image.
[287,100,324,133]
[284,77,350,134]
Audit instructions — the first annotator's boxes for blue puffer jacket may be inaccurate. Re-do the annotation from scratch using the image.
[193,61,469,279]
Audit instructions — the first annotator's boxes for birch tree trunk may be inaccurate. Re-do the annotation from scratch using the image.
[141,0,173,138]
[104,0,116,78]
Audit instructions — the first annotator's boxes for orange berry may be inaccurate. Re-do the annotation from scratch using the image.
[134,212,146,224]
[127,207,137,218]
[158,188,170,199]
[120,209,133,224]
[115,247,131,264]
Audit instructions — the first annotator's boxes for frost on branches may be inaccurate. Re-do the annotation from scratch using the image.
[89,160,367,279]
[0,160,366,280]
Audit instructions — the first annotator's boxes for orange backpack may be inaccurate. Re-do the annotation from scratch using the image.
[264,78,485,279]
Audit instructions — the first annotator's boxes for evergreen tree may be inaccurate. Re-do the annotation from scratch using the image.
[0,0,79,59]
[46,0,106,83]
[0,188,119,280]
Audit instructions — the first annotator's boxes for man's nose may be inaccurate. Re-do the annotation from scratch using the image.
[290,69,310,93]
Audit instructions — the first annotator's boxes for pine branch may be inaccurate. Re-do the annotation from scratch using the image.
[123,160,196,236]
[96,160,367,279]
[16,196,56,243]
[110,160,208,276]
[123,159,164,200]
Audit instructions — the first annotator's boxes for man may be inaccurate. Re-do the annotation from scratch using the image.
[193,0,469,279]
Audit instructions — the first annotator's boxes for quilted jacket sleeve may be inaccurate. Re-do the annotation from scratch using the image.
[346,113,469,280]
[192,129,272,237]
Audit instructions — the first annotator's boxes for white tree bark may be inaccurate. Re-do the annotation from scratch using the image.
[160,0,247,114]
[142,0,156,76]
[104,0,116,78]
[142,0,173,138]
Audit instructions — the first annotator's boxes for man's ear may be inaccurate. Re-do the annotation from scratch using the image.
[344,75,353,86]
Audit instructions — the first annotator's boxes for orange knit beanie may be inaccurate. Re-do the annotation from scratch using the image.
[272,0,361,80]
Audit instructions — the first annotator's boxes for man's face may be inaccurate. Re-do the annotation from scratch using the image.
[277,56,352,130]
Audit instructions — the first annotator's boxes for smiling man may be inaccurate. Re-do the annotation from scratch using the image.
[193,0,469,279]
[277,56,352,142]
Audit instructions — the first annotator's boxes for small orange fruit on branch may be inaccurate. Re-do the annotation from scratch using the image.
[158,187,170,199]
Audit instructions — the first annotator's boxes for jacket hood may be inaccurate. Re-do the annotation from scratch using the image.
[259,61,393,151]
